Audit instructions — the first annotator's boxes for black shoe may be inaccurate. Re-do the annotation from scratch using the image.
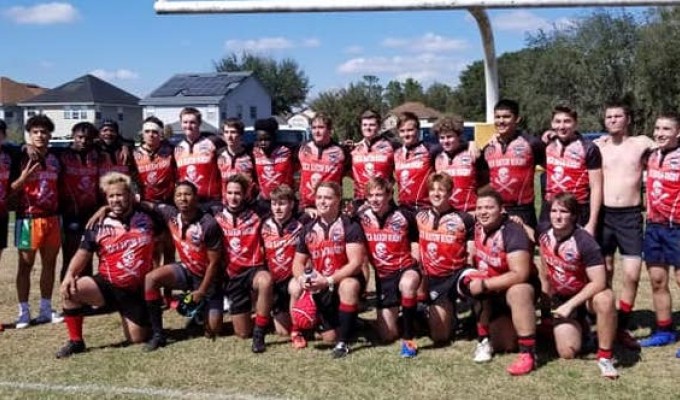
[56,340,86,359]
[143,334,166,352]
[331,341,350,359]
[251,327,266,353]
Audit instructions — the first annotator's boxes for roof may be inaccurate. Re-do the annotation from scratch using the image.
[140,72,253,106]
[20,74,139,106]
[0,77,46,105]
[389,102,442,120]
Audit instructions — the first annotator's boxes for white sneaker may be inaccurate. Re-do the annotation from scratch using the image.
[223,297,231,313]
[16,311,31,329]
[473,338,493,363]
[34,310,63,325]
[597,358,619,379]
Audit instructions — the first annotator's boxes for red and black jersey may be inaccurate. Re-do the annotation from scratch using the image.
[480,132,545,207]
[261,216,303,283]
[351,135,396,200]
[0,144,19,216]
[59,148,99,218]
[416,207,474,277]
[80,210,156,290]
[538,225,603,297]
[97,141,135,177]
[174,134,224,202]
[212,205,266,278]
[545,135,601,203]
[297,215,366,277]
[394,142,439,208]
[646,146,680,224]
[474,218,532,278]
[133,143,176,204]
[298,141,347,208]
[435,148,481,212]
[216,147,256,203]
[253,145,295,200]
[16,149,61,217]
[358,205,418,278]
[156,204,223,277]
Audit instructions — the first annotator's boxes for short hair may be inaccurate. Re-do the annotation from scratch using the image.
[315,181,342,198]
[71,122,99,140]
[0,119,6,133]
[360,110,381,123]
[397,111,420,130]
[365,176,393,195]
[175,180,198,195]
[99,171,132,193]
[270,184,296,202]
[312,113,333,130]
[226,173,251,193]
[476,187,504,207]
[427,172,453,193]
[433,114,464,137]
[603,100,633,121]
[144,116,164,129]
[552,105,578,121]
[656,111,680,126]
[551,192,579,219]
[25,115,54,133]
[494,99,520,116]
[99,118,119,133]
[254,117,279,136]
[222,118,244,135]
[180,107,202,125]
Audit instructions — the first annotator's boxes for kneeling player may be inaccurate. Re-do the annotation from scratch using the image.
[462,188,537,375]
[537,193,618,379]
[359,177,421,357]
[56,172,154,358]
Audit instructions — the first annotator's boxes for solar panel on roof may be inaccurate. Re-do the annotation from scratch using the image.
[150,74,246,98]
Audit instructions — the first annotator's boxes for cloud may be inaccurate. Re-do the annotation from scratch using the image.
[39,60,54,69]
[4,2,79,25]
[90,69,140,81]
[337,53,469,84]
[225,37,321,52]
[344,45,363,55]
[382,33,468,52]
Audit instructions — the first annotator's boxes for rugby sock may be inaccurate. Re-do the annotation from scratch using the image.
[144,289,162,302]
[618,300,633,330]
[597,348,613,360]
[477,323,489,342]
[417,293,428,303]
[338,302,358,343]
[401,296,418,340]
[63,308,84,342]
[518,335,536,354]
[146,299,164,336]
[255,314,270,329]
[657,319,673,332]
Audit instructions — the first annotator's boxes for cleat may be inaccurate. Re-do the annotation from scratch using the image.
[473,338,493,363]
[616,330,641,351]
[56,340,86,359]
[400,339,418,358]
[143,334,166,352]
[331,341,350,359]
[506,352,535,376]
[639,331,677,348]
[291,331,307,349]
[15,311,31,329]
[34,310,63,325]
[597,358,619,379]
[251,327,266,353]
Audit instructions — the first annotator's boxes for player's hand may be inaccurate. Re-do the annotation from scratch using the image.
[508,215,525,226]
[552,303,573,320]
[343,139,355,149]
[191,289,205,304]
[304,207,318,219]
[118,145,131,165]
[467,140,480,159]
[20,159,41,180]
[85,206,110,230]
[541,130,556,144]
[60,275,78,300]
[469,279,484,296]
[305,274,328,292]
[584,221,596,237]
[24,144,41,162]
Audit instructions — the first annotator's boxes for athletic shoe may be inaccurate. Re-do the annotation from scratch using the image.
[617,330,641,350]
[639,331,677,347]
[473,338,493,363]
[597,358,619,379]
[56,340,86,359]
[506,352,535,376]
[15,311,31,329]
[251,327,266,353]
[34,310,63,325]
[143,334,167,352]
[291,331,307,349]
[400,339,418,358]
[223,296,231,313]
[331,341,350,359]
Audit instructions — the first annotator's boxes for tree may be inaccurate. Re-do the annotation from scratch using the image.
[214,52,310,115]
[424,82,455,113]
[402,78,425,103]
[384,80,405,109]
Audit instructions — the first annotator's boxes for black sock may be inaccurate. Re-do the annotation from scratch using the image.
[338,311,356,343]
[402,305,417,340]
[146,299,164,337]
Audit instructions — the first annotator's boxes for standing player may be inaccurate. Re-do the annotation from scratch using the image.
[216,118,256,204]
[480,99,545,228]
[537,193,618,379]
[298,114,347,215]
[639,113,680,352]
[358,177,421,357]
[97,119,135,177]
[213,174,273,353]
[252,118,295,214]
[56,172,155,358]
[0,119,17,272]
[292,182,367,358]
[174,107,224,205]
[433,114,483,213]
[542,106,603,235]
[11,115,63,328]
[417,172,474,345]
[142,181,224,351]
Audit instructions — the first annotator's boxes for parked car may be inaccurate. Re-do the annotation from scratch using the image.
[243,124,311,147]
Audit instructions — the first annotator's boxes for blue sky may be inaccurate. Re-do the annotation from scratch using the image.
[0,1,648,101]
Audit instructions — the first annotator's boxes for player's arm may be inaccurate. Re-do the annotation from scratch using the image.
[554,263,606,319]
[193,219,223,302]
[585,168,603,235]
[10,158,40,191]
[482,250,531,294]
[61,227,97,300]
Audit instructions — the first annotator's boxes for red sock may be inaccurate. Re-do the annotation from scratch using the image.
[597,348,613,359]
[339,302,358,313]
[65,315,84,342]
[477,323,489,339]
[144,289,162,302]
[255,314,270,328]
[417,293,428,303]
[619,300,633,313]
[658,319,673,331]
[401,296,417,308]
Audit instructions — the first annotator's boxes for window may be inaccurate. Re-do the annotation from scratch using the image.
[63,106,87,120]
[26,108,38,117]
[117,107,124,121]
[221,112,226,121]
[249,106,257,120]
[236,105,243,120]
[4,111,14,119]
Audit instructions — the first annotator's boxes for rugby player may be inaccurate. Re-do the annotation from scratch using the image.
[0,119,16,275]
[252,118,295,214]
[292,182,367,358]
[216,118,256,203]
[358,177,421,357]
[416,172,474,345]
[56,172,155,358]
[97,119,135,177]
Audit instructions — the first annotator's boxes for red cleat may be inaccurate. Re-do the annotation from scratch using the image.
[506,353,535,376]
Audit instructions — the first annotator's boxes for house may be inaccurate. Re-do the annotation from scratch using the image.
[383,102,443,131]
[19,74,142,140]
[140,72,271,134]
[0,77,46,139]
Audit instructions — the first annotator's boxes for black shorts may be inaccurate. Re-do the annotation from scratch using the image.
[598,205,643,257]
[273,277,292,315]
[427,268,471,305]
[482,275,541,321]
[0,213,8,249]
[225,266,268,315]
[92,274,149,327]
[313,274,367,332]
[540,201,590,227]
[375,267,420,309]
[550,294,588,325]
[505,203,537,229]
[171,263,223,314]
[62,214,92,236]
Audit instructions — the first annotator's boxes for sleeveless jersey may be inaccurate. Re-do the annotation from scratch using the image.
[133,143,176,204]
[213,205,266,278]
[261,216,303,283]
[545,136,601,203]
[351,135,395,200]
[416,208,474,277]
[17,149,61,217]
[395,142,438,207]
[298,141,346,208]
[253,145,295,200]
[434,148,479,212]
[646,146,680,224]
[473,218,532,278]
[174,134,224,202]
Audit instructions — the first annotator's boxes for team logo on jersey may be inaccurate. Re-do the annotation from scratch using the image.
[669,157,680,170]
[389,217,403,233]
[459,154,472,164]
[133,213,152,232]
[512,143,527,157]
[197,142,212,154]
[374,242,388,260]
[563,249,576,263]
[330,226,343,242]
[445,220,459,233]
[328,150,340,164]
[429,290,439,301]
[189,226,202,245]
